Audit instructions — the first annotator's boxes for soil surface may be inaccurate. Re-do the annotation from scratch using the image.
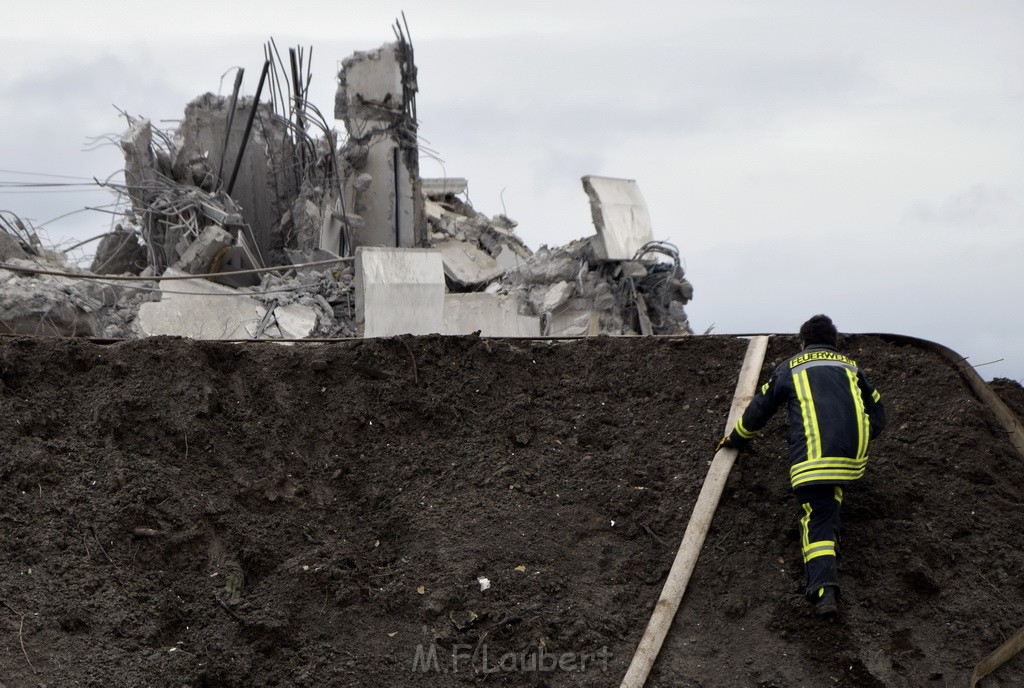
[0,334,1022,687]
[990,377,1024,423]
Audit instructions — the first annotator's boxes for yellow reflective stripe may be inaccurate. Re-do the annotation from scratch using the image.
[790,456,867,479]
[803,540,836,562]
[735,417,757,439]
[872,389,881,403]
[800,503,812,551]
[793,371,821,460]
[834,486,844,504]
[791,468,866,487]
[846,369,868,459]
[802,540,835,555]
[760,382,770,395]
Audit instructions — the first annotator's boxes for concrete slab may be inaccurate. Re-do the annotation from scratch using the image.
[422,177,468,198]
[443,293,540,337]
[136,268,316,340]
[581,176,655,260]
[437,239,504,287]
[355,247,444,337]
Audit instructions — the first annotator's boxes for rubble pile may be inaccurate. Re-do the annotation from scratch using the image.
[0,22,695,341]
[252,265,357,338]
[0,263,147,338]
[422,179,694,336]
[1,214,152,338]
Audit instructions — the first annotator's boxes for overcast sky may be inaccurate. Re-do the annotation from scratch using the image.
[2,1,1021,380]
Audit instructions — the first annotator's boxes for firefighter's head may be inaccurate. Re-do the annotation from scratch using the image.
[799,314,838,349]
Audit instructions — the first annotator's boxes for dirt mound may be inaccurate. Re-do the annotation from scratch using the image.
[991,377,1024,422]
[0,334,1021,687]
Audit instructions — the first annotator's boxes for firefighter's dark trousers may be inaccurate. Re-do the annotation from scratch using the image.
[794,484,844,599]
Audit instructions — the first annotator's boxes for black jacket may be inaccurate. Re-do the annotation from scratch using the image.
[727,344,886,488]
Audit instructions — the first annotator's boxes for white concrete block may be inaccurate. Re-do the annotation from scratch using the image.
[356,247,444,337]
[443,293,540,337]
[581,175,655,260]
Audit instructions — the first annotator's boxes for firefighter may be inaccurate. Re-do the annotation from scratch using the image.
[716,315,886,615]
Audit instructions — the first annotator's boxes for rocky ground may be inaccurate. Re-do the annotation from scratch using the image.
[0,334,1021,687]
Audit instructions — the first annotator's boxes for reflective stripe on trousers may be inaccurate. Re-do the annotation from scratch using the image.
[795,484,844,599]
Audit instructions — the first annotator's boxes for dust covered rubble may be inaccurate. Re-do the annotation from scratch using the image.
[424,181,694,336]
[0,226,151,338]
[0,29,694,341]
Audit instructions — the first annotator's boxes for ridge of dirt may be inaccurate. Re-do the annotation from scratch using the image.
[990,377,1024,422]
[0,334,1022,687]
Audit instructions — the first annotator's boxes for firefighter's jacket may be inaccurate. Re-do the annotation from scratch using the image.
[727,344,886,488]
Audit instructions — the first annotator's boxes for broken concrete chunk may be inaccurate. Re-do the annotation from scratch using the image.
[493,245,525,272]
[355,247,444,337]
[506,245,583,286]
[0,278,100,336]
[581,175,655,261]
[173,225,233,275]
[529,280,575,315]
[136,268,316,340]
[546,310,596,337]
[421,177,468,198]
[266,302,318,339]
[335,43,406,123]
[443,293,540,337]
[618,261,648,279]
[0,232,29,263]
[437,239,504,287]
[121,119,159,212]
[137,269,260,339]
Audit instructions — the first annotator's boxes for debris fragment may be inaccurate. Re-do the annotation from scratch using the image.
[449,610,479,631]
[132,527,161,539]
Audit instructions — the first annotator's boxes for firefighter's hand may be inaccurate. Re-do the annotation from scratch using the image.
[714,435,742,453]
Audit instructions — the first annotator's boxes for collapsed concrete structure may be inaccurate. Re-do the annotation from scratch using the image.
[0,25,693,341]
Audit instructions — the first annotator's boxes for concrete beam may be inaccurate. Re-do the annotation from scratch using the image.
[422,178,468,198]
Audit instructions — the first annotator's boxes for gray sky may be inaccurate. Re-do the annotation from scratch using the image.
[2,1,1022,380]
